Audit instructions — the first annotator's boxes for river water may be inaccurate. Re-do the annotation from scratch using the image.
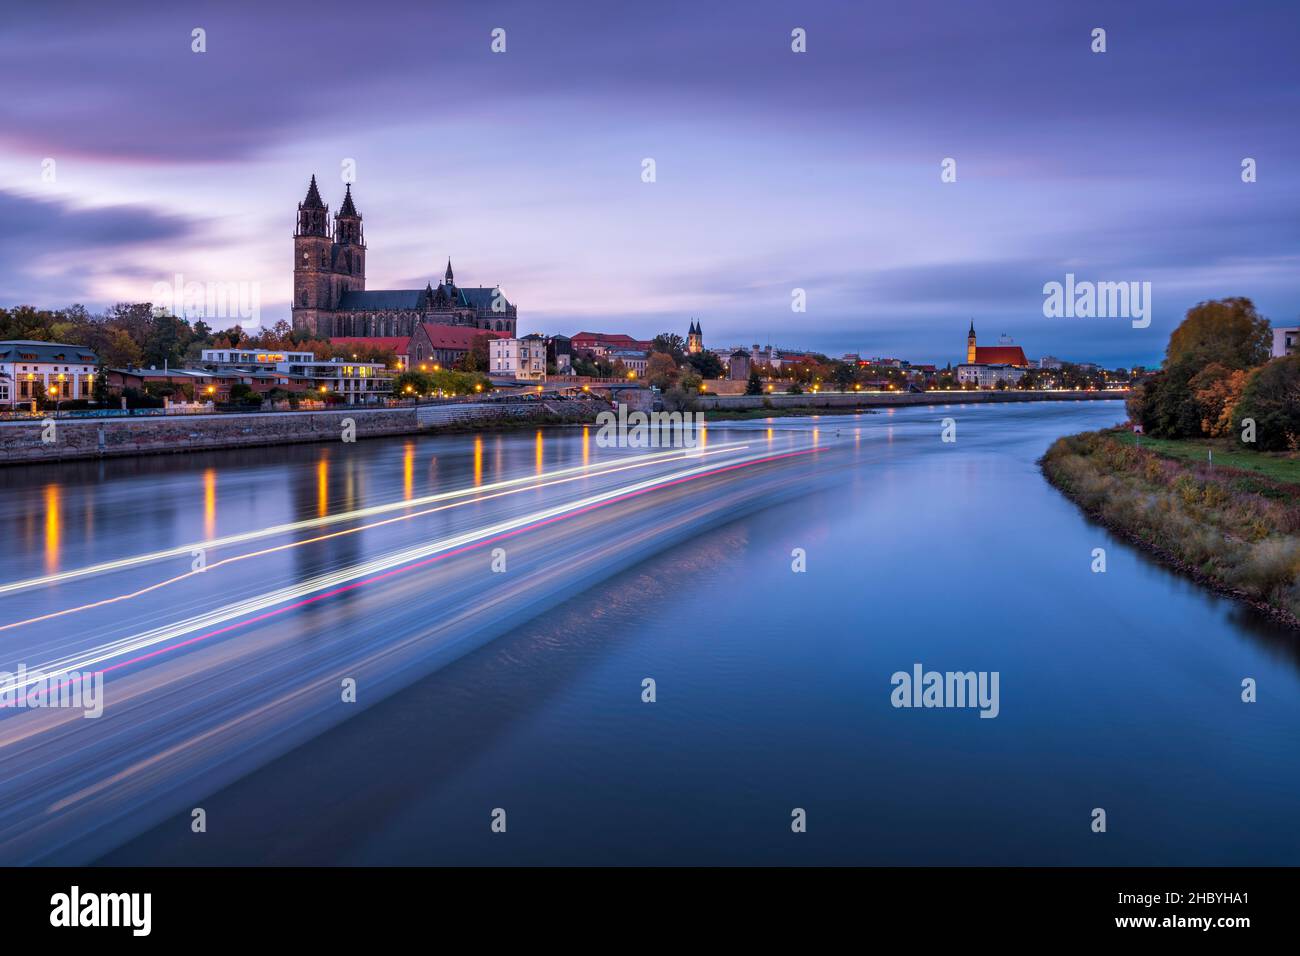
[3,400,1296,865]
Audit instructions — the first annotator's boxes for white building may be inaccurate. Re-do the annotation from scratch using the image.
[1273,326,1299,358]
[200,348,315,369]
[489,335,547,381]
[956,363,1025,388]
[0,340,100,409]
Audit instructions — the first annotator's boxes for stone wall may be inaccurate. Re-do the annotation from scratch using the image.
[0,401,601,466]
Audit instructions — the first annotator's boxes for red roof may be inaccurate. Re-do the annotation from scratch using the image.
[330,336,411,354]
[417,324,508,350]
[974,346,1028,366]
[571,332,654,349]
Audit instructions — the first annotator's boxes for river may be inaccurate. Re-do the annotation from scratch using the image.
[1,399,1295,865]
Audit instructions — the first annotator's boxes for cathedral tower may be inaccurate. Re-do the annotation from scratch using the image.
[331,184,366,314]
[293,175,334,335]
[966,320,977,364]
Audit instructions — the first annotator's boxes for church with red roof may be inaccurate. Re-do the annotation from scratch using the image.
[966,321,1029,366]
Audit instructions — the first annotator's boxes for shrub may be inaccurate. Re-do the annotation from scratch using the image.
[1233,356,1300,452]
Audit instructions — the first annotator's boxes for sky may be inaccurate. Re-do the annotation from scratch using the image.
[1,0,1298,367]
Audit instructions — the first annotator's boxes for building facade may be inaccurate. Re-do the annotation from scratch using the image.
[290,176,517,339]
[489,334,547,380]
[957,363,1025,388]
[1,340,99,408]
[1273,326,1299,358]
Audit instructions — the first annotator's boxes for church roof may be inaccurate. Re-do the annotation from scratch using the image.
[337,290,427,311]
[329,336,409,355]
[339,184,358,217]
[302,175,325,209]
[974,345,1029,366]
[416,324,508,350]
[458,286,512,311]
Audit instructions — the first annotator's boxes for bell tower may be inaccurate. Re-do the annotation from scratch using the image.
[293,175,334,335]
[966,320,977,364]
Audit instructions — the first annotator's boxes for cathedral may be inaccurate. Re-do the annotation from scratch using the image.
[290,176,518,339]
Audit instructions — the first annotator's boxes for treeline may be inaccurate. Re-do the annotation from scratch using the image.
[1127,297,1299,451]
[0,304,398,368]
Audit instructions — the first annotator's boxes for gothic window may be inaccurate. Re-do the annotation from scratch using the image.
[300,292,308,306]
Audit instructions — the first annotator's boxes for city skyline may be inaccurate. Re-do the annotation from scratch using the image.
[3,0,1298,367]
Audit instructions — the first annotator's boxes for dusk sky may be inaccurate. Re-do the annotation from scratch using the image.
[2,0,1298,366]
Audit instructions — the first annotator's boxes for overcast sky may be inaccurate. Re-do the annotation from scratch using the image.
[2,0,1297,366]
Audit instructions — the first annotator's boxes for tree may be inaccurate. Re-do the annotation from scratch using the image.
[1189,363,1250,437]
[393,370,436,397]
[1233,357,1300,451]
[832,362,856,391]
[652,333,686,364]
[745,368,763,395]
[1166,297,1271,370]
[1130,299,1273,439]
[686,350,724,379]
[646,351,679,389]
[455,333,493,373]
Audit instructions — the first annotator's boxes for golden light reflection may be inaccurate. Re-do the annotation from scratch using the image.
[766,427,774,443]
[44,484,61,574]
[473,436,483,486]
[316,456,329,517]
[203,469,216,539]
[582,426,590,467]
[403,442,415,500]
[535,429,544,475]
[812,428,819,446]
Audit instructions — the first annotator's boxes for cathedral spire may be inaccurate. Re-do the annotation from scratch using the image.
[445,259,454,286]
[339,183,358,217]
[303,175,325,209]
[296,175,329,237]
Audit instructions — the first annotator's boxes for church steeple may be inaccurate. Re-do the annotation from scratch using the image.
[444,259,455,287]
[966,320,977,364]
[334,183,364,247]
[687,318,703,354]
[296,175,329,237]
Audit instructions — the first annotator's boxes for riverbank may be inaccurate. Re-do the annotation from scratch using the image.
[1041,428,1300,629]
[695,388,1125,412]
[0,400,600,465]
[703,404,881,421]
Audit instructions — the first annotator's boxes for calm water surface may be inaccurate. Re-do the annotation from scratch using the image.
[5,401,1295,865]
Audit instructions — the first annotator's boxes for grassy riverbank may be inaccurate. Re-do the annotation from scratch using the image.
[1114,431,1300,484]
[1042,428,1300,627]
